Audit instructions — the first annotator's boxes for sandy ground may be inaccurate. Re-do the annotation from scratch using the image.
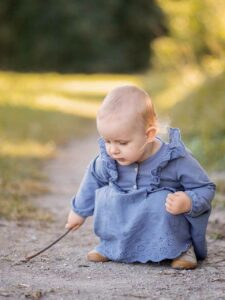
[1,132,225,300]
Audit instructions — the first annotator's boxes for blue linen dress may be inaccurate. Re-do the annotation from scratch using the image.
[72,128,216,263]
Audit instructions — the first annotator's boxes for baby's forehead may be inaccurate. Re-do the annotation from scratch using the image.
[97,111,144,137]
[97,106,141,125]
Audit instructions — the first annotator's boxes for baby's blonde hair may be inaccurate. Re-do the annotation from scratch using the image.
[97,85,157,129]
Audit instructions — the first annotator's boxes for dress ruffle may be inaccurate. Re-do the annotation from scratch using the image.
[98,137,118,182]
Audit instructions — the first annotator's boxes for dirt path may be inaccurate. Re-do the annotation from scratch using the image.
[1,133,225,300]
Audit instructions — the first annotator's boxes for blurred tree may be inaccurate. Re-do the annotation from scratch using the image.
[0,0,165,73]
[152,0,225,71]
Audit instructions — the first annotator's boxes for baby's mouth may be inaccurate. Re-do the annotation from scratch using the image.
[113,156,122,160]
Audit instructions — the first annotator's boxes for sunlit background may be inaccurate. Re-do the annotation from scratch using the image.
[0,0,224,219]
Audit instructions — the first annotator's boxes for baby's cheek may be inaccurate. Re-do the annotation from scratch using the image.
[128,146,138,156]
[105,147,111,156]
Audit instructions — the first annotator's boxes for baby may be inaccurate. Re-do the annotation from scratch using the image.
[66,85,215,269]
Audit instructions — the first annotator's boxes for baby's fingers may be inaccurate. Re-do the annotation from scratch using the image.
[165,203,174,214]
[165,194,176,206]
[65,223,80,231]
[165,199,173,210]
[166,193,176,201]
[165,202,179,215]
[65,224,71,230]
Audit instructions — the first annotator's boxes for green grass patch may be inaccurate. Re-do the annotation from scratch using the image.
[170,72,225,171]
[143,67,225,171]
[0,106,93,220]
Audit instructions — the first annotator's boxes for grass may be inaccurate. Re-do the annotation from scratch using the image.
[170,72,225,170]
[0,72,140,220]
[142,66,225,171]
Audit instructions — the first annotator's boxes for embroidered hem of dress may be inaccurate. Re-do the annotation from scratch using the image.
[94,242,192,263]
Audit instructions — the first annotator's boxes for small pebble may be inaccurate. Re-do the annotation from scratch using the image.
[31,235,37,241]
[18,283,30,288]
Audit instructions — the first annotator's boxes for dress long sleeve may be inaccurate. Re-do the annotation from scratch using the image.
[176,152,216,218]
[71,155,108,218]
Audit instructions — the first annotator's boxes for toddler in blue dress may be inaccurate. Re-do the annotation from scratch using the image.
[66,85,215,269]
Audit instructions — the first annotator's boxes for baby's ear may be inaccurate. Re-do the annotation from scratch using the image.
[146,126,157,142]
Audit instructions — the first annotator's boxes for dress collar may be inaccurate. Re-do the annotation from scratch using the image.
[97,127,186,183]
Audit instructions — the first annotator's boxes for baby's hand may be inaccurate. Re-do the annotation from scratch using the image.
[165,191,191,215]
[65,210,85,230]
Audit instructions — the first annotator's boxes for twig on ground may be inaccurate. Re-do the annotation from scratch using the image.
[21,228,72,262]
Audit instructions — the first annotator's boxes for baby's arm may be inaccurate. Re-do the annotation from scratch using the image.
[166,152,215,217]
[65,155,108,229]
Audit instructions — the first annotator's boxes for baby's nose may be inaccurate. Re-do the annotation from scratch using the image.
[110,144,120,155]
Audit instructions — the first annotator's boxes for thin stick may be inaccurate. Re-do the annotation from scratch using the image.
[21,228,72,262]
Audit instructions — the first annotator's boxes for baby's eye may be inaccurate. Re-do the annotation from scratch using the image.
[119,141,129,145]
